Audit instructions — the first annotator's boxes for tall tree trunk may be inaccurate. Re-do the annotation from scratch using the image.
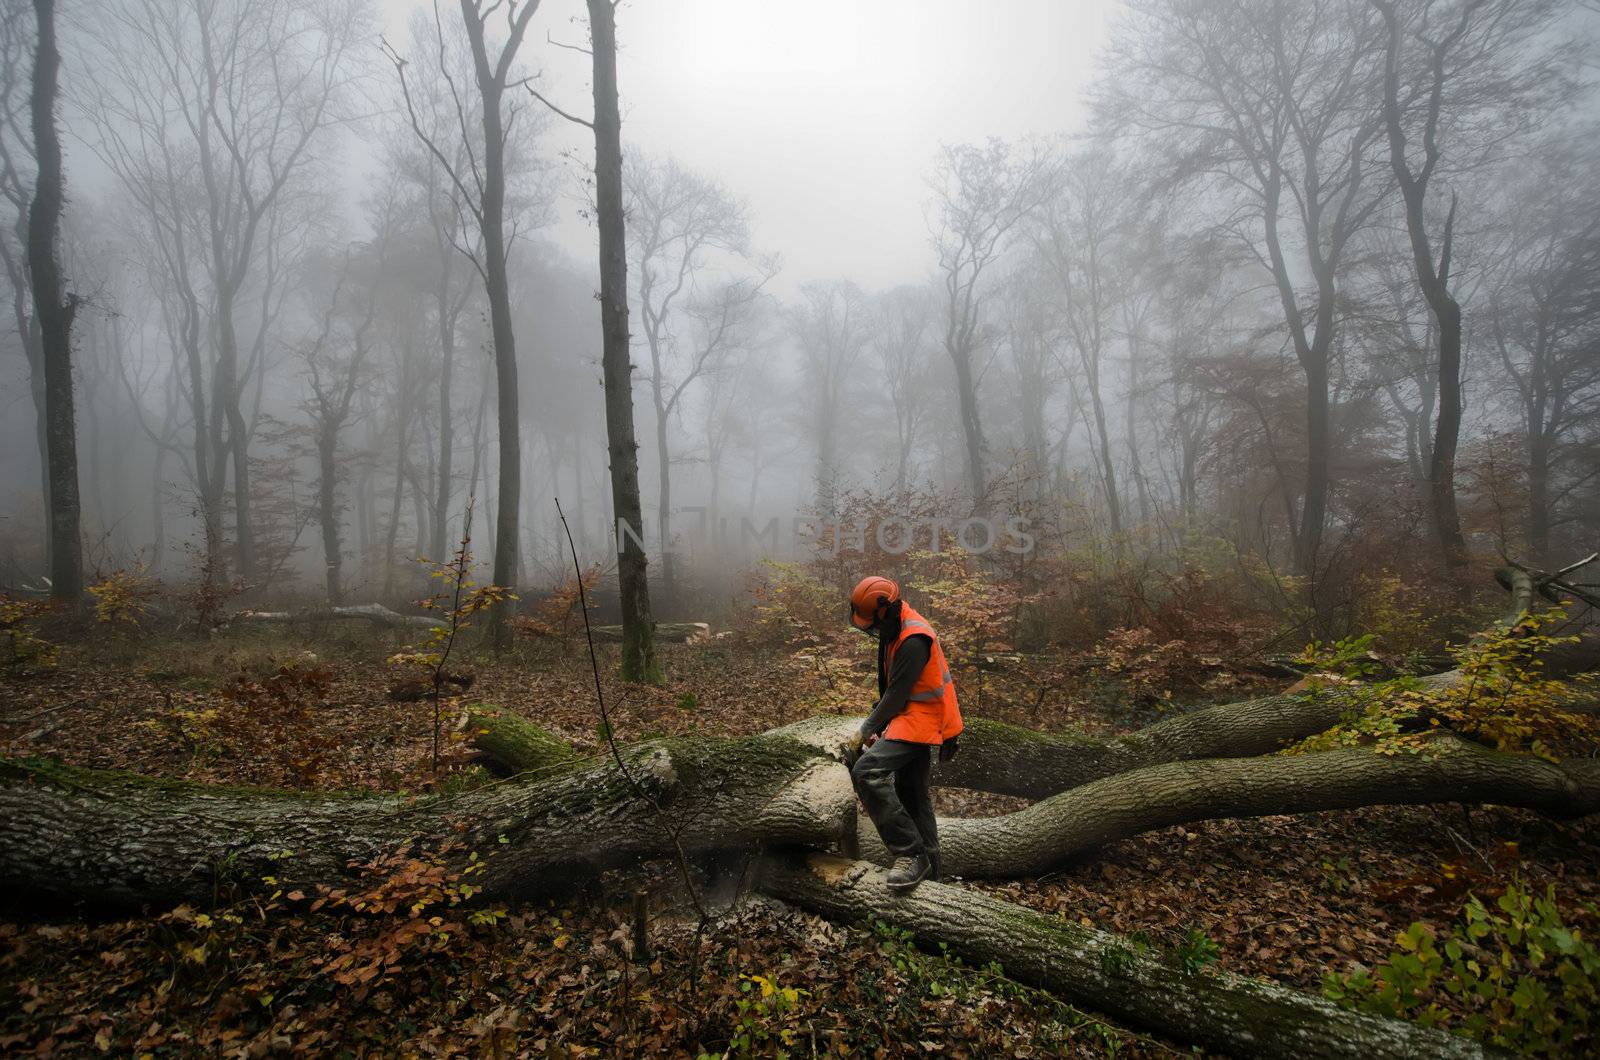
[476,83,520,641]
[318,428,342,605]
[430,234,458,561]
[454,0,529,646]
[26,0,80,604]
[383,422,407,601]
[1085,365,1123,541]
[150,445,166,573]
[467,379,488,529]
[1124,325,1151,525]
[654,378,674,597]
[1299,355,1331,577]
[588,0,661,684]
[1374,1,1468,574]
[216,302,254,581]
[1527,433,1551,564]
[948,343,986,507]
[1426,288,1467,569]
[28,322,51,570]
[3,236,49,568]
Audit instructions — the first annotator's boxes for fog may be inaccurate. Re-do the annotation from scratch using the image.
[2,0,1598,628]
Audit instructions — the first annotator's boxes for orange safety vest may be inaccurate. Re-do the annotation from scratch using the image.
[883,602,963,745]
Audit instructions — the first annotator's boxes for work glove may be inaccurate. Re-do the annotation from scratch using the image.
[938,734,961,763]
[841,731,864,769]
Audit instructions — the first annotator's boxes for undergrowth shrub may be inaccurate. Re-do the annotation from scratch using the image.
[1325,879,1599,1054]
[1289,609,1596,759]
[1,595,57,670]
[88,566,157,627]
[741,560,848,650]
[511,563,599,652]
[913,549,1030,663]
[1091,626,1192,707]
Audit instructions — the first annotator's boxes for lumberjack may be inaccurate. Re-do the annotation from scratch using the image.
[841,576,963,892]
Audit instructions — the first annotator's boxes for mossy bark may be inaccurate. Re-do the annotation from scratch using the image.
[759,852,1490,1058]
[0,736,850,907]
[774,689,1442,801]
[856,737,1600,878]
[464,707,577,775]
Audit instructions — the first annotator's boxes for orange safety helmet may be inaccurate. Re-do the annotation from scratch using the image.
[849,575,900,630]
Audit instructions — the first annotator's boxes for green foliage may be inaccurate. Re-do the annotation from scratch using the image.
[1325,880,1600,1054]
[1289,609,1593,758]
[715,973,810,1055]
[1175,927,1221,974]
[1293,633,1382,682]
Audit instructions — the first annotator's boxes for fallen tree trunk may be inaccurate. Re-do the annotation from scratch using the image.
[774,679,1444,801]
[779,664,1600,802]
[463,707,576,775]
[10,719,1596,908]
[0,736,852,907]
[589,621,709,644]
[759,852,1488,1058]
[857,736,1600,878]
[223,603,445,631]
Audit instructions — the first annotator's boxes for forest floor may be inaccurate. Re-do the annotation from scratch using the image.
[2,624,1597,1057]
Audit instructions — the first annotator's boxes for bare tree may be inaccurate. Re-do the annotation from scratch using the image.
[0,1,46,549]
[1102,0,1390,578]
[1370,0,1572,573]
[929,138,1056,507]
[1483,136,1600,564]
[558,0,663,682]
[1036,149,1131,541]
[112,299,191,574]
[388,0,546,646]
[791,280,870,516]
[870,284,939,495]
[79,0,367,586]
[382,10,502,566]
[624,155,763,594]
[26,0,79,602]
[302,207,393,605]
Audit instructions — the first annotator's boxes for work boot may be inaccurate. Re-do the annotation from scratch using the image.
[886,853,932,893]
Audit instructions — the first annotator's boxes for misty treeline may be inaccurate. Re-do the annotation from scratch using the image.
[1,0,1597,644]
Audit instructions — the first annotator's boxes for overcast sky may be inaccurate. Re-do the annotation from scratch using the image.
[378,0,1117,295]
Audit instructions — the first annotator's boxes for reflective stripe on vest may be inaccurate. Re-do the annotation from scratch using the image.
[883,602,963,745]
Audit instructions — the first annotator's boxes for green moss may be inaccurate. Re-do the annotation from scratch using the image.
[0,756,380,803]
[465,707,578,776]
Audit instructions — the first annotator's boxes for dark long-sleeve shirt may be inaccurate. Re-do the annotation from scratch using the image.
[860,633,931,739]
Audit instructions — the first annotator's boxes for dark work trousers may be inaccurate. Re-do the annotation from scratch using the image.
[850,738,938,858]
